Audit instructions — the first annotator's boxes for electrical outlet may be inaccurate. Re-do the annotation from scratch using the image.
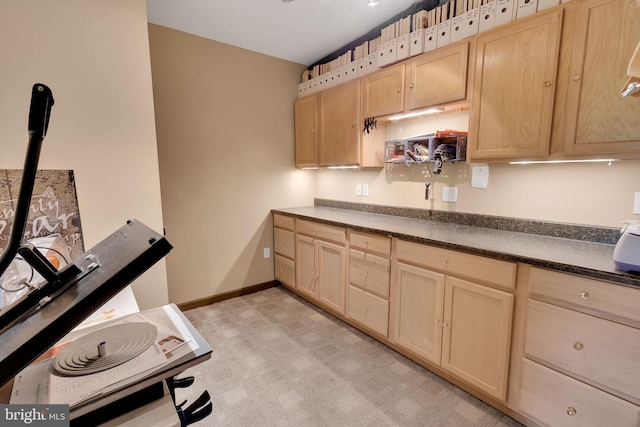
[634,192,640,215]
[442,186,458,202]
[263,247,270,258]
[356,184,362,196]
[363,184,370,197]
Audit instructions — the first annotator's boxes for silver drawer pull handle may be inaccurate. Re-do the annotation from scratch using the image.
[573,342,584,351]
[567,407,577,416]
[580,291,589,300]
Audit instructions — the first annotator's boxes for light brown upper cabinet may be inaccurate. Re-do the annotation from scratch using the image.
[294,79,385,168]
[406,41,471,111]
[362,63,406,118]
[558,0,640,156]
[318,80,362,167]
[294,94,319,168]
[468,9,563,160]
[363,41,472,119]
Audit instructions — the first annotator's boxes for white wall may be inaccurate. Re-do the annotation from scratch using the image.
[0,0,168,309]
[315,112,640,228]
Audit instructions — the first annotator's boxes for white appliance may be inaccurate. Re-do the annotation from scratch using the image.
[613,221,640,273]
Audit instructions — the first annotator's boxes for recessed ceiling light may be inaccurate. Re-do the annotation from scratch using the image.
[368,0,379,6]
[282,0,295,2]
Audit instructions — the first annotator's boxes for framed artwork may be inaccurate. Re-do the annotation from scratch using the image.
[0,169,84,261]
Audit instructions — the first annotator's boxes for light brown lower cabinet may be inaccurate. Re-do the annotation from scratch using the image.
[346,231,392,338]
[347,284,389,337]
[390,261,514,401]
[273,216,640,426]
[295,233,346,315]
[273,214,295,288]
[520,359,640,427]
[520,266,640,426]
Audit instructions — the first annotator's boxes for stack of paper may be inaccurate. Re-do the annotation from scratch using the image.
[10,306,195,409]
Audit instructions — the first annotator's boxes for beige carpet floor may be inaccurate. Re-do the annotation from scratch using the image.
[176,286,523,426]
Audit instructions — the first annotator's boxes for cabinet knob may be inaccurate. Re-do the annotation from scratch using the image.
[567,407,577,416]
[544,81,552,87]
[573,342,584,351]
[571,75,581,81]
[409,83,415,89]
[580,291,589,300]
[396,87,401,93]
[311,129,316,133]
[352,120,357,127]
[440,259,448,265]
[442,322,449,327]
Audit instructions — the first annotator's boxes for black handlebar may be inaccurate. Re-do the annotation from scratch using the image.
[28,83,55,139]
[0,83,54,281]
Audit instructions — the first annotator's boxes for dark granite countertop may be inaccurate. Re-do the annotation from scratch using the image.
[272,203,640,289]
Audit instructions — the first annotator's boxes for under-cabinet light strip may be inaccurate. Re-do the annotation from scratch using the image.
[509,159,619,165]
[387,108,443,121]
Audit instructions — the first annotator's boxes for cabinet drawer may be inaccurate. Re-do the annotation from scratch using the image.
[274,228,295,259]
[347,285,389,337]
[395,240,516,290]
[349,249,391,298]
[273,213,295,231]
[349,230,391,257]
[275,254,295,288]
[525,299,640,405]
[528,267,640,327]
[520,358,640,427]
[296,219,346,244]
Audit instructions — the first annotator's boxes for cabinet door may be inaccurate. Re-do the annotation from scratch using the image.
[469,10,563,160]
[349,249,391,298]
[407,41,469,110]
[362,63,405,117]
[318,240,346,315]
[275,254,295,288]
[520,359,640,427]
[295,234,318,300]
[294,94,318,168]
[525,299,640,405]
[274,227,295,259]
[441,276,514,401]
[348,285,389,337]
[561,0,640,156]
[390,262,445,365]
[319,80,360,166]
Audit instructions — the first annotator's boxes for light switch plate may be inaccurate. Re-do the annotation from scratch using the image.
[442,186,458,202]
[356,184,362,196]
[363,184,370,197]
[634,192,640,214]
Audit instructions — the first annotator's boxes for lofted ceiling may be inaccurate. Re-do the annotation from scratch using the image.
[146,0,424,66]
